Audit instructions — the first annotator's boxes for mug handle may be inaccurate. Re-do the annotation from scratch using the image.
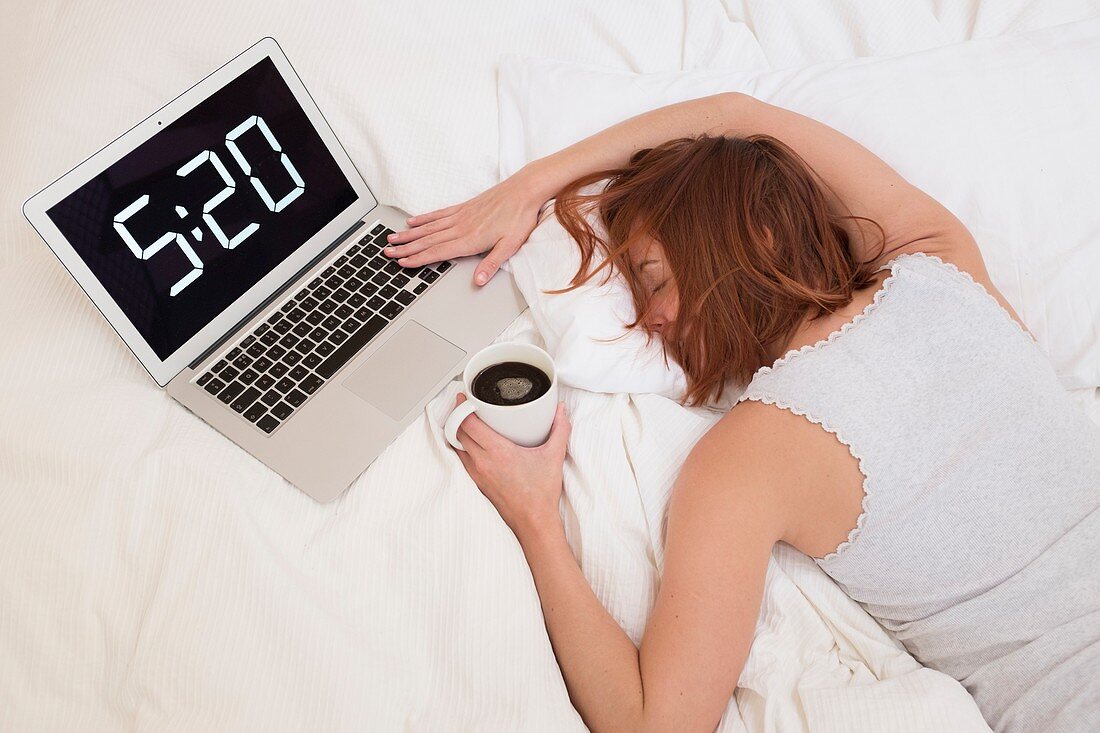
[444,397,479,451]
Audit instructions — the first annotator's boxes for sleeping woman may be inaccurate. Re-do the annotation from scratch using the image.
[382,92,1100,733]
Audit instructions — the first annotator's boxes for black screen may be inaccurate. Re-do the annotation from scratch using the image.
[47,57,359,360]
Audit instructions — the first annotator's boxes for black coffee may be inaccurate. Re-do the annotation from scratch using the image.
[471,361,552,406]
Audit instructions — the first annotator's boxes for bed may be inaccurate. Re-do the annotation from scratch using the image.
[2,1,1098,730]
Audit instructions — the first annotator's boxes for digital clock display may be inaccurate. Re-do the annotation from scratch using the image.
[47,57,358,360]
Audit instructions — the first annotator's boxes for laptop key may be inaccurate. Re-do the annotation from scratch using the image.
[371,223,385,235]
[370,271,389,286]
[332,287,351,302]
[321,315,341,331]
[292,322,312,338]
[366,295,386,311]
[221,366,240,382]
[255,374,275,391]
[314,285,332,300]
[261,389,281,407]
[212,359,228,373]
[419,270,440,283]
[353,306,371,321]
[197,372,213,387]
[231,387,261,413]
[310,327,328,342]
[345,276,364,290]
[303,352,322,369]
[318,299,337,314]
[437,261,452,271]
[271,402,293,420]
[380,301,404,320]
[232,354,252,370]
[337,265,356,280]
[279,301,295,314]
[287,308,306,323]
[413,282,428,295]
[239,369,258,385]
[226,347,242,361]
[379,284,398,299]
[273,320,292,335]
[241,335,256,348]
[285,389,307,408]
[257,415,279,434]
[300,296,319,311]
[384,261,402,275]
[316,315,389,379]
[299,375,323,395]
[218,381,244,404]
[305,311,324,326]
[283,351,302,366]
[267,344,287,360]
[269,362,289,378]
[289,365,309,382]
[275,377,295,393]
[244,402,267,423]
[308,277,323,289]
[359,281,378,296]
[279,333,299,349]
[391,274,410,288]
[329,330,349,345]
[335,254,349,267]
[395,290,415,306]
[294,338,316,355]
[340,317,362,333]
[325,274,344,289]
[335,303,353,319]
[316,341,335,357]
[347,292,366,308]
[204,377,225,395]
[246,342,265,358]
[349,254,368,268]
[260,330,279,345]
[255,323,270,336]
[321,266,336,278]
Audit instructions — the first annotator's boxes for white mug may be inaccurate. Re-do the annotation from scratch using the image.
[444,342,558,451]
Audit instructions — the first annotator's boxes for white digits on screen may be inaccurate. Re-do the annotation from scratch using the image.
[176,150,259,250]
[225,115,305,212]
[113,195,203,297]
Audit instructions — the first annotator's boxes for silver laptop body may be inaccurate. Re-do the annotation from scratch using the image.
[22,38,526,502]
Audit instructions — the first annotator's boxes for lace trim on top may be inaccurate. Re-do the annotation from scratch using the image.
[739,251,1033,564]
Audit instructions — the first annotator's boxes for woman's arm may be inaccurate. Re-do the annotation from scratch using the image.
[523,92,974,265]
[520,424,782,733]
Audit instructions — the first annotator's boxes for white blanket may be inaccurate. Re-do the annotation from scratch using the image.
[3,1,1098,730]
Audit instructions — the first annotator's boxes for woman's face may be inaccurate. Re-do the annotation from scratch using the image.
[628,236,679,334]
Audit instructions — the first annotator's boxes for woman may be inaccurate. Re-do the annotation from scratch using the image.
[384,92,1100,732]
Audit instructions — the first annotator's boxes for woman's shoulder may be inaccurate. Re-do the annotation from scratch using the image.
[879,232,1030,334]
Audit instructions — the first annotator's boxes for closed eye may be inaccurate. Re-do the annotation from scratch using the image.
[651,280,667,295]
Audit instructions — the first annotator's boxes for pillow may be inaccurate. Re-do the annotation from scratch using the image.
[497,16,1100,392]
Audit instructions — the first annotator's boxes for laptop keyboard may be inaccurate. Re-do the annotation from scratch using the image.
[192,221,452,435]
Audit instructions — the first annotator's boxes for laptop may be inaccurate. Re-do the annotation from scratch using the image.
[22,38,527,503]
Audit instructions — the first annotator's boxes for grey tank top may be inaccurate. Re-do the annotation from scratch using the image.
[740,253,1100,732]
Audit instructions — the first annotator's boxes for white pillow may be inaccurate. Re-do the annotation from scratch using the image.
[498,17,1100,391]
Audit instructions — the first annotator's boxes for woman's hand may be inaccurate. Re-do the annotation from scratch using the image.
[383,170,549,287]
[450,393,572,537]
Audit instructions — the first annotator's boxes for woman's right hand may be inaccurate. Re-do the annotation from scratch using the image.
[382,170,550,287]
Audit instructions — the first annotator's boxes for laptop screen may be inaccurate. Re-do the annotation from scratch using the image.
[46,57,358,360]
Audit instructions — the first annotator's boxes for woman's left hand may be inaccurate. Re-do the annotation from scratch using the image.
[450,393,572,537]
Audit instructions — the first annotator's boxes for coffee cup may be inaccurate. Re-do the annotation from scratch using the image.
[444,342,558,451]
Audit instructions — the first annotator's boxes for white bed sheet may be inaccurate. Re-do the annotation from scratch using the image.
[2,1,1097,731]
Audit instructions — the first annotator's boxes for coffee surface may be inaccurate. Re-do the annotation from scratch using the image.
[471,361,551,406]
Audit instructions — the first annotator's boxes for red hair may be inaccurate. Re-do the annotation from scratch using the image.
[545,134,891,407]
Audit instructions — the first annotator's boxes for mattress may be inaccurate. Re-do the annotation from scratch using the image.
[2,1,1097,730]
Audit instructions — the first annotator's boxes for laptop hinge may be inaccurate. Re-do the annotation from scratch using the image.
[187,219,367,370]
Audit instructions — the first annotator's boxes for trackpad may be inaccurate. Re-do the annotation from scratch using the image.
[342,321,466,420]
